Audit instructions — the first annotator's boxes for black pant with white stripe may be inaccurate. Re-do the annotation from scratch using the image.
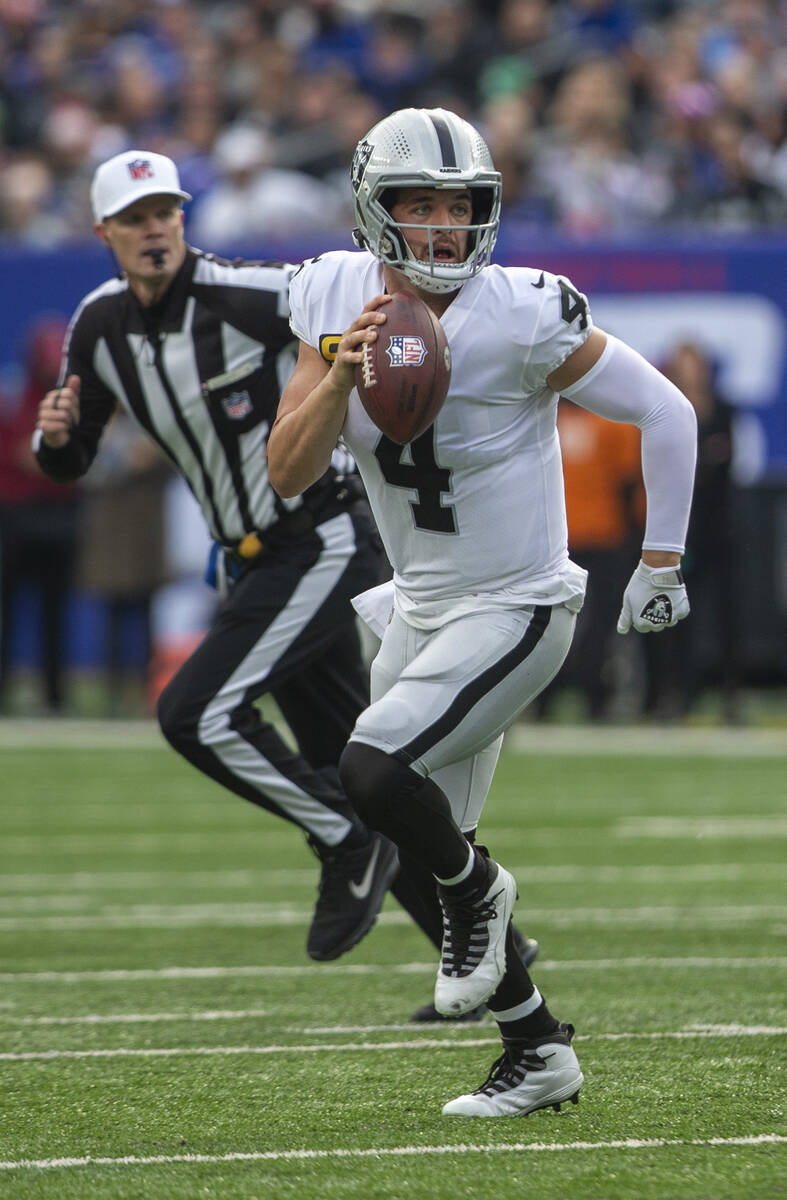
[157,501,448,952]
[157,505,382,848]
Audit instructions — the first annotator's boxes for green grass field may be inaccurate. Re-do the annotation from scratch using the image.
[0,720,784,1199]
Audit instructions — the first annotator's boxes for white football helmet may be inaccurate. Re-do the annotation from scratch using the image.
[351,107,502,294]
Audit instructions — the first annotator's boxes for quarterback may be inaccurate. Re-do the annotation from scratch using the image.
[268,108,697,1117]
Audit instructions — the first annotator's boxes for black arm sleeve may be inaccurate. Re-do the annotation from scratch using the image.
[35,311,118,482]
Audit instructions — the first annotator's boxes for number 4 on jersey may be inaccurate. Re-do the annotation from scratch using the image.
[374,428,457,534]
[558,278,589,330]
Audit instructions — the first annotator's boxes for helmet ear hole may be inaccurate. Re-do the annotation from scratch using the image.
[472,188,493,225]
[379,188,397,215]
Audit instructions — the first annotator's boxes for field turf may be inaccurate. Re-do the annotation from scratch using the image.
[0,720,784,1199]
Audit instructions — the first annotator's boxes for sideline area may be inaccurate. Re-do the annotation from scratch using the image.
[1,717,785,756]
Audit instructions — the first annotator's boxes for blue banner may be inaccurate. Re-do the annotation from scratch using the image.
[1,231,786,479]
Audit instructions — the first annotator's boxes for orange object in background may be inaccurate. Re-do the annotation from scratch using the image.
[148,633,207,712]
[557,399,643,551]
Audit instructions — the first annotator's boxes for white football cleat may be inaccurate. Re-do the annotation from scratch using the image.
[442,1025,583,1118]
[434,860,517,1017]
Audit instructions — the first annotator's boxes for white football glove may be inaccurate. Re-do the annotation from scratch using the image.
[617,561,690,635]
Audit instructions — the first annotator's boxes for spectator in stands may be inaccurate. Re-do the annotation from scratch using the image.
[76,410,172,718]
[418,0,497,111]
[1,0,786,241]
[0,156,70,245]
[189,122,344,250]
[352,12,429,113]
[642,340,740,722]
[531,55,673,233]
[0,314,80,713]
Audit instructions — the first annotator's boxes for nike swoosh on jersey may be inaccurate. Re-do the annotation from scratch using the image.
[531,272,546,288]
[348,841,381,900]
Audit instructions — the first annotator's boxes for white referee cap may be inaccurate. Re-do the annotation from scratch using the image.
[91,150,192,221]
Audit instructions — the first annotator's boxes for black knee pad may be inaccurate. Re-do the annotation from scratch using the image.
[339,742,419,827]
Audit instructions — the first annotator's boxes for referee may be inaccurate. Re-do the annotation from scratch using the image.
[33,149,401,963]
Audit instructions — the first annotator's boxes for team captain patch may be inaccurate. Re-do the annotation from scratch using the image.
[319,334,342,362]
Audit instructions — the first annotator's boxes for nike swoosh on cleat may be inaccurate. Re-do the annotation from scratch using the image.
[348,841,381,900]
[531,272,545,288]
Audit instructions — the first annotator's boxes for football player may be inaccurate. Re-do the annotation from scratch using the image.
[268,108,696,1117]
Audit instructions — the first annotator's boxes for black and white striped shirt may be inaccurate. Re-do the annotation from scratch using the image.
[36,247,345,546]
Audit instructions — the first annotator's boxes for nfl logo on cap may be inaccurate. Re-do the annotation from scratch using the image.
[128,159,154,181]
[91,150,192,221]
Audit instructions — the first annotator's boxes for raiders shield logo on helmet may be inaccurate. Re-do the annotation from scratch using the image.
[639,593,673,626]
[351,140,373,193]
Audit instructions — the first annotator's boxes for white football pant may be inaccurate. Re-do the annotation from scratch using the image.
[351,602,576,831]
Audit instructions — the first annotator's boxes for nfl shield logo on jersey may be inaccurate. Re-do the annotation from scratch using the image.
[222,390,253,419]
[386,335,427,368]
[128,158,154,181]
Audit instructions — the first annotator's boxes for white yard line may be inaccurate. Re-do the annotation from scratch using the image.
[615,816,787,838]
[0,1134,784,1171]
[5,814,785,854]
[1,832,295,852]
[2,1009,269,1026]
[0,902,784,932]
[507,726,787,756]
[0,861,783,892]
[1,957,784,985]
[300,1023,787,1038]
[1,1007,783,1037]
[2,1026,786,1062]
[1,718,785,756]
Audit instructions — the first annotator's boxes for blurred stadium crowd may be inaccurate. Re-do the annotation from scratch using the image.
[1,0,786,246]
[1,0,785,722]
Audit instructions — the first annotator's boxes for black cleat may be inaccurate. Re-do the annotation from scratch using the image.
[306,832,399,961]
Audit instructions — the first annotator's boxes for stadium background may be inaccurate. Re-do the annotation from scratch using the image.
[1,0,785,712]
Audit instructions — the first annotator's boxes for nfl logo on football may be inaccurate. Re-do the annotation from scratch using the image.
[386,335,427,368]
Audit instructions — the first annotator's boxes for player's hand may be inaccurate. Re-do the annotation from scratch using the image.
[617,560,690,634]
[328,294,391,392]
[37,375,80,449]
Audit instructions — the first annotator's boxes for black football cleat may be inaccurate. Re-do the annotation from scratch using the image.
[306,831,399,961]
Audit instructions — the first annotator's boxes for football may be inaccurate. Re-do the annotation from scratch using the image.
[355,291,451,445]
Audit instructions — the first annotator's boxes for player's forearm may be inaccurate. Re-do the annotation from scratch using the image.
[269,373,351,498]
[641,549,681,567]
[638,396,697,555]
[563,334,697,555]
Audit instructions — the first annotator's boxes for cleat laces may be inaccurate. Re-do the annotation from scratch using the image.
[439,886,504,978]
[476,1045,547,1097]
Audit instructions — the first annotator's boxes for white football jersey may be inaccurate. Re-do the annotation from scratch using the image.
[289,250,591,627]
